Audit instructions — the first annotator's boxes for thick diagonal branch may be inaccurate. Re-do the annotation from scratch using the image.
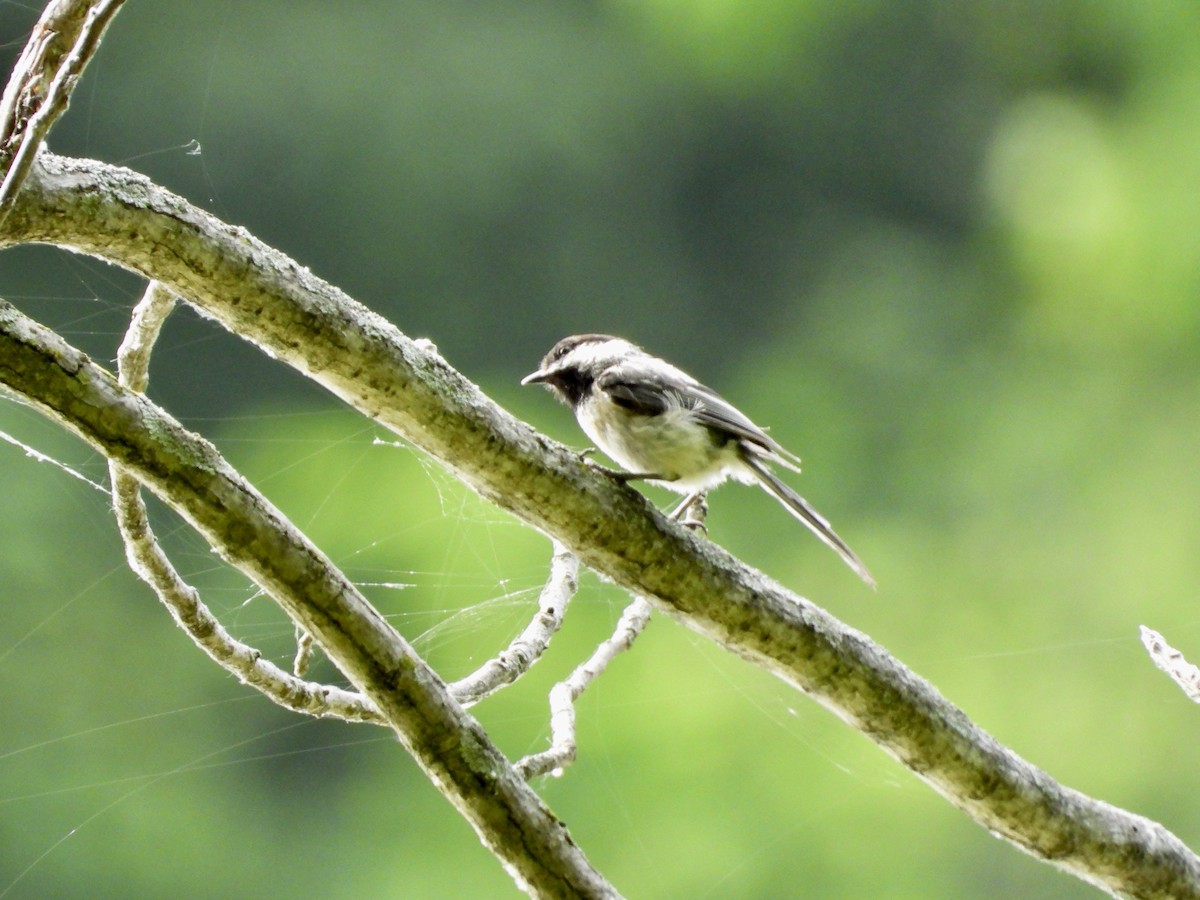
[2,154,1199,897]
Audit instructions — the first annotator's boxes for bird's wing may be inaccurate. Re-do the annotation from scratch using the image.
[594,363,673,415]
[596,361,799,467]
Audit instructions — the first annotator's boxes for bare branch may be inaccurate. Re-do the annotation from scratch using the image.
[110,281,383,725]
[517,597,652,780]
[293,626,315,677]
[0,298,616,899]
[3,154,1200,897]
[110,466,386,724]
[0,0,126,225]
[515,495,702,778]
[115,279,177,391]
[449,541,578,708]
[1141,626,1200,703]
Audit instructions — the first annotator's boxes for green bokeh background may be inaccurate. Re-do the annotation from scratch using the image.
[2,1,1200,896]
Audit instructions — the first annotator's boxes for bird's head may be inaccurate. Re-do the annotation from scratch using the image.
[521,334,638,406]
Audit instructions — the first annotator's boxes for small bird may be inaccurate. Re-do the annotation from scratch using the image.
[522,334,874,586]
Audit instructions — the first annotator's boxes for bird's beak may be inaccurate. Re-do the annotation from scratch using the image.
[521,368,551,386]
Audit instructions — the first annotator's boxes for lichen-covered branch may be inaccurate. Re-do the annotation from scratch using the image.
[2,153,1198,897]
[0,297,616,900]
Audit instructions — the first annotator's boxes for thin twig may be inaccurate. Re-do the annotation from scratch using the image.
[110,281,383,725]
[449,541,578,708]
[293,626,315,677]
[1141,626,1200,703]
[516,596,652,780]
[513,501,705,777]
[111,469,386,723]
[513,498,705,776]
[114,280,176,391]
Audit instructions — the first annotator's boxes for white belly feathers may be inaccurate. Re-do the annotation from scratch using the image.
[575,392,744,493]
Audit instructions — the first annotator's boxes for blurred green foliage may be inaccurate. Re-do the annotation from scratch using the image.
[2,0,1200,896]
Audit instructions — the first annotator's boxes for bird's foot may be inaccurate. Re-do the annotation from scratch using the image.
[669,492,709,532]
[581,454,664,485]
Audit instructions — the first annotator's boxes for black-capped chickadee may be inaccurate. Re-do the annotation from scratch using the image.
[522,334,874,587]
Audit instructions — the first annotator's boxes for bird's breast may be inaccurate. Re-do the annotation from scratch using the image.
[576,396,737,491]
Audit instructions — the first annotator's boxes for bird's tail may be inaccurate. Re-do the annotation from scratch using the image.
[742,455,875,589]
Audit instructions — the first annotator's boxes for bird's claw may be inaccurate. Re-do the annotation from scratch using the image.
[670,493,709,532]
[580,454,663,484]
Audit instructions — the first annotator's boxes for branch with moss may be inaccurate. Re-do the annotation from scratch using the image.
[2,154,1199,897]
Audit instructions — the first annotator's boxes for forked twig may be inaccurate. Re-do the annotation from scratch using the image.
[516,595,651,779]
[513,496,706,778]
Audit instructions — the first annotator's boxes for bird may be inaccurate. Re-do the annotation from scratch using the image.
[522,334,874,587]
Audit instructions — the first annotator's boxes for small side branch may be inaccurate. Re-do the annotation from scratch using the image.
[293,626,315,677]
[1141,626,1200,703]
[114,280,176,391]
[514,496,703,777]
[517,596,652,780]
[449,541,578,708]
[111,467,386,723]
[111,282,383,724]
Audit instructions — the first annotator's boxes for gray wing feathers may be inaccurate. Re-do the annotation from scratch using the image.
[597,362,801,468]
[596,366,673,415]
